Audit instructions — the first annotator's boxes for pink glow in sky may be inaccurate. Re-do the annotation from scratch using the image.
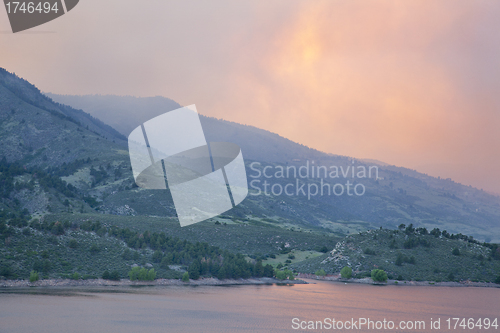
[1,0,499,192]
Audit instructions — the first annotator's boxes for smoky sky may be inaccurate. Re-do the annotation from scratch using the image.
[1,0,500,193]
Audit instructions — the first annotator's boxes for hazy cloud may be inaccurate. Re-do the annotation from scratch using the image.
[1,0,499,192]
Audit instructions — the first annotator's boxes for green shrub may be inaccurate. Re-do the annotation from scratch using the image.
[371,269,387,282]
[68,239,78,249]
[340,266,352,279]
[128,267,155,281]
[288,254,295,259]
[160,257,171,269]
[109,271,121,281]
[71,272,80,280]
[138,267,148,280]
[182,272,189,282]
[364,248,376,255]
[102,270,120,280]
[275,270,287,280]
[275,269,294,280]
[152,250,163,263]
[395,253,404,266]
[452,248,460,256]
[89,244,100,254]
[146,269,156,281]
[188,261,200,280]
[122,249,133,260]
[129,266,140,280]
[29,270,39,282]
[0,264,13,278]
[494,275,500,284]
[315,269,326,276]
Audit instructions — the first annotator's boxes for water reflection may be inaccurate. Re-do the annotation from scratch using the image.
[0,280,498,332]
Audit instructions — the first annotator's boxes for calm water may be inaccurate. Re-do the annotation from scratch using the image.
[0,280,499,332]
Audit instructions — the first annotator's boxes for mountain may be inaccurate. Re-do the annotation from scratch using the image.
[1,68,499,282]
[0,70,127,167]
[46,93,500,242]
[44,93,330,164]
[291,227,500,283]
[2,68,500,241]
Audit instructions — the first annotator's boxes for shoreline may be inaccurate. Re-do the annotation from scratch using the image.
[297,273,500,288]
[0,277,307,288]
[1,275,499,289]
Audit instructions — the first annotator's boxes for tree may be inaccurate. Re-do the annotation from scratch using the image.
[275,270,287,280]
[102,271,110,279]
[494,247,500,260]
[188,260,200,280]
[263,264,274,278]
[152,250,163,263]
[146,269,156,281]
[128,266,141,280]
[371,269,387,283]
[182,272,189,282]
[216,266,225,280]
[284,269,294,280]
[128,267,155,281]
[430,228,441,237]
[109,271,121,281]
[452,248,460,256]
[319,246,329,253]
[315,269,326,276]
[138,268,148,280]
[253,260,264,277]
[29,270,39,282]
[395,253,404,266]
[364,248,376,255]
[89,244,100,254]
[340,266,352,279]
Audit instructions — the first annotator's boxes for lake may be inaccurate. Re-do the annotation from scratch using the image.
[0,280,499,332]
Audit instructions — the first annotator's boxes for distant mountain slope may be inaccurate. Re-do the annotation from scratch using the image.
[0,69,127,167]
[45,93,329,164]
[44,93,500,242]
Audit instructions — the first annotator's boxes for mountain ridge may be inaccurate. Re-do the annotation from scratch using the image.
[0,69,499,242]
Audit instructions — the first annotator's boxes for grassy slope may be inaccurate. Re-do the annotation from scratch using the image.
[0,213,340,280]
[44,213,340,256]
[291,228,500,283]
[0,227,160,280]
